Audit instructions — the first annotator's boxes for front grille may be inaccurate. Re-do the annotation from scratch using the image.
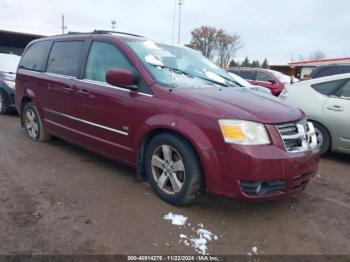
[277,120,318,153]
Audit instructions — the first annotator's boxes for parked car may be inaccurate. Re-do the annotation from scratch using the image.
[228,72,272,95]
[309,64,350,79]
[0,53,21,114]
[16,31,319,205]
[280,73,350,155]
[228,67,298,96]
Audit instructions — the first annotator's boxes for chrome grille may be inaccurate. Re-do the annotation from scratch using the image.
[277,120,318,153]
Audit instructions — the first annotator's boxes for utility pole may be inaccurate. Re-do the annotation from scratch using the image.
[111,20,116,31]
[171,0,177,45]
[61,15,67,34]
[177,0,184,45]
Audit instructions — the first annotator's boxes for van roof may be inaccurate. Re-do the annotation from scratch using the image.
[35,30,145,42]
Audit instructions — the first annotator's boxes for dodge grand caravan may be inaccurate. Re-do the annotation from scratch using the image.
[16,31,320,205]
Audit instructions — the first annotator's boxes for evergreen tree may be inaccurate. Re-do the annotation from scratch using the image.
[229,59,239,67]
[241,57,250,67]
[252,60,260,68]
[261,58,269,68]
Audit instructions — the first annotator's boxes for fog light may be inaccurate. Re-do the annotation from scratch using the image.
[240,180,286,196]
[256,183,262,194]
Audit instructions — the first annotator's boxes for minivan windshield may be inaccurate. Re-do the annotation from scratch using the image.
[126,39,238,88]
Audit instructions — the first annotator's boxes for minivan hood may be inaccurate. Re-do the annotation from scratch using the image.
[174,87,303,124]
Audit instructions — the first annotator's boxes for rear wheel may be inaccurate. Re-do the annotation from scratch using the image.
[145,133,203,205]
[22,102,51,142]
[312,122,331,155]
[0,90,11,114]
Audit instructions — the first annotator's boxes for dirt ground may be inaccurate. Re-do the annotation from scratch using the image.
[0,114,349,255]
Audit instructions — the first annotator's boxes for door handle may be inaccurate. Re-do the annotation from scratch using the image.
[326,105,344,112]
[63,86,74,92]
[77,89,91,96]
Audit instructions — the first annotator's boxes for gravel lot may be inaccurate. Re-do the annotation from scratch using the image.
[0,114,349,255]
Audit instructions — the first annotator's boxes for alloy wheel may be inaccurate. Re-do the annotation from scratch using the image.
[25,109,39,139]
[151,144,185,194]
[314,127,324,147]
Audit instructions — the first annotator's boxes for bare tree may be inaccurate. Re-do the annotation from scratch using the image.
[309,51,326,61]
[216,30,242,68]
[187,26,242,67]
[186,26,219,58]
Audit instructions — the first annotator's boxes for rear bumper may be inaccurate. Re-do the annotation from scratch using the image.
[204,142,320,201]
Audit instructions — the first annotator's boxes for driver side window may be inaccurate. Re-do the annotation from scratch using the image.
[256,71,271,82]
[85,41,133,83]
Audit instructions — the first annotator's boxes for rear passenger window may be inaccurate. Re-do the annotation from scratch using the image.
[47,41,83,77]
[85,41,133,82]
[238,70,254,80]
[19,41,51,72]
[338,80,350,98]
[311,80,345,95]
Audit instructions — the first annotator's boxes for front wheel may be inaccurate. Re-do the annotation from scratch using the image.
[312,122,331,155]
[145,133,203,205]
[0,90,11,114]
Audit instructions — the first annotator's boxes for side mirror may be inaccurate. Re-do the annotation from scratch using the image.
[106,68,138,89]
[268,79,276,85]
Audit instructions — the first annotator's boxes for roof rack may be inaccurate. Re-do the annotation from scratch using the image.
[93,30,143,37]
[66,30,143,38]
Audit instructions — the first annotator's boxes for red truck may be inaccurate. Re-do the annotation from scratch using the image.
[15,31,320,205]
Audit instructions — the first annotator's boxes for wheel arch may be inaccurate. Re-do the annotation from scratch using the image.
[20,96,33,126]
[136,127,207,190]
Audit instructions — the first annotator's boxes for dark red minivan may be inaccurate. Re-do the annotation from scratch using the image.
[16,31,320,205]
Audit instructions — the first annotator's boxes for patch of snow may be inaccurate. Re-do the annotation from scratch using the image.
[179,227,218,255]
[145,54,164,67]
[164,213,219,255]
[143,40,159,50]
[247,246,258,256]
[163,212,188,226]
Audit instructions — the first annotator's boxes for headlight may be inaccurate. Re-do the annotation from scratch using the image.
[219,119,270,145]
[3,80,15,90]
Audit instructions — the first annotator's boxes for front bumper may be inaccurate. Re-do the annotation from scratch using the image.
[206,124,320,201]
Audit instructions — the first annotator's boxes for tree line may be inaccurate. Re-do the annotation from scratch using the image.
[229,57,269,68]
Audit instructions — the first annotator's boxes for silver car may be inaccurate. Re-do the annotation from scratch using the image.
[280,73,350,155]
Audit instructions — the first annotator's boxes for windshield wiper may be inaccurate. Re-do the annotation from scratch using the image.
[150,64,230,87]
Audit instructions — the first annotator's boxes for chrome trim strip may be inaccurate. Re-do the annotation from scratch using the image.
[43,108,128,136]
[45,72,77,80]
[79,79,130,93]
[78,79,154,97]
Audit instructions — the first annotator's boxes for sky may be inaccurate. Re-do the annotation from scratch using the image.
[0,0,349,64]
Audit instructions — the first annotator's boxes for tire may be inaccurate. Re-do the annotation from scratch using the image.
[145,133,203,206]
[312,121,331,155]
[22,102,52,142]
[0,90,11,114]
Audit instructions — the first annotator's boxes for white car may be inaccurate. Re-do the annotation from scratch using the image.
[280,73,350,155]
